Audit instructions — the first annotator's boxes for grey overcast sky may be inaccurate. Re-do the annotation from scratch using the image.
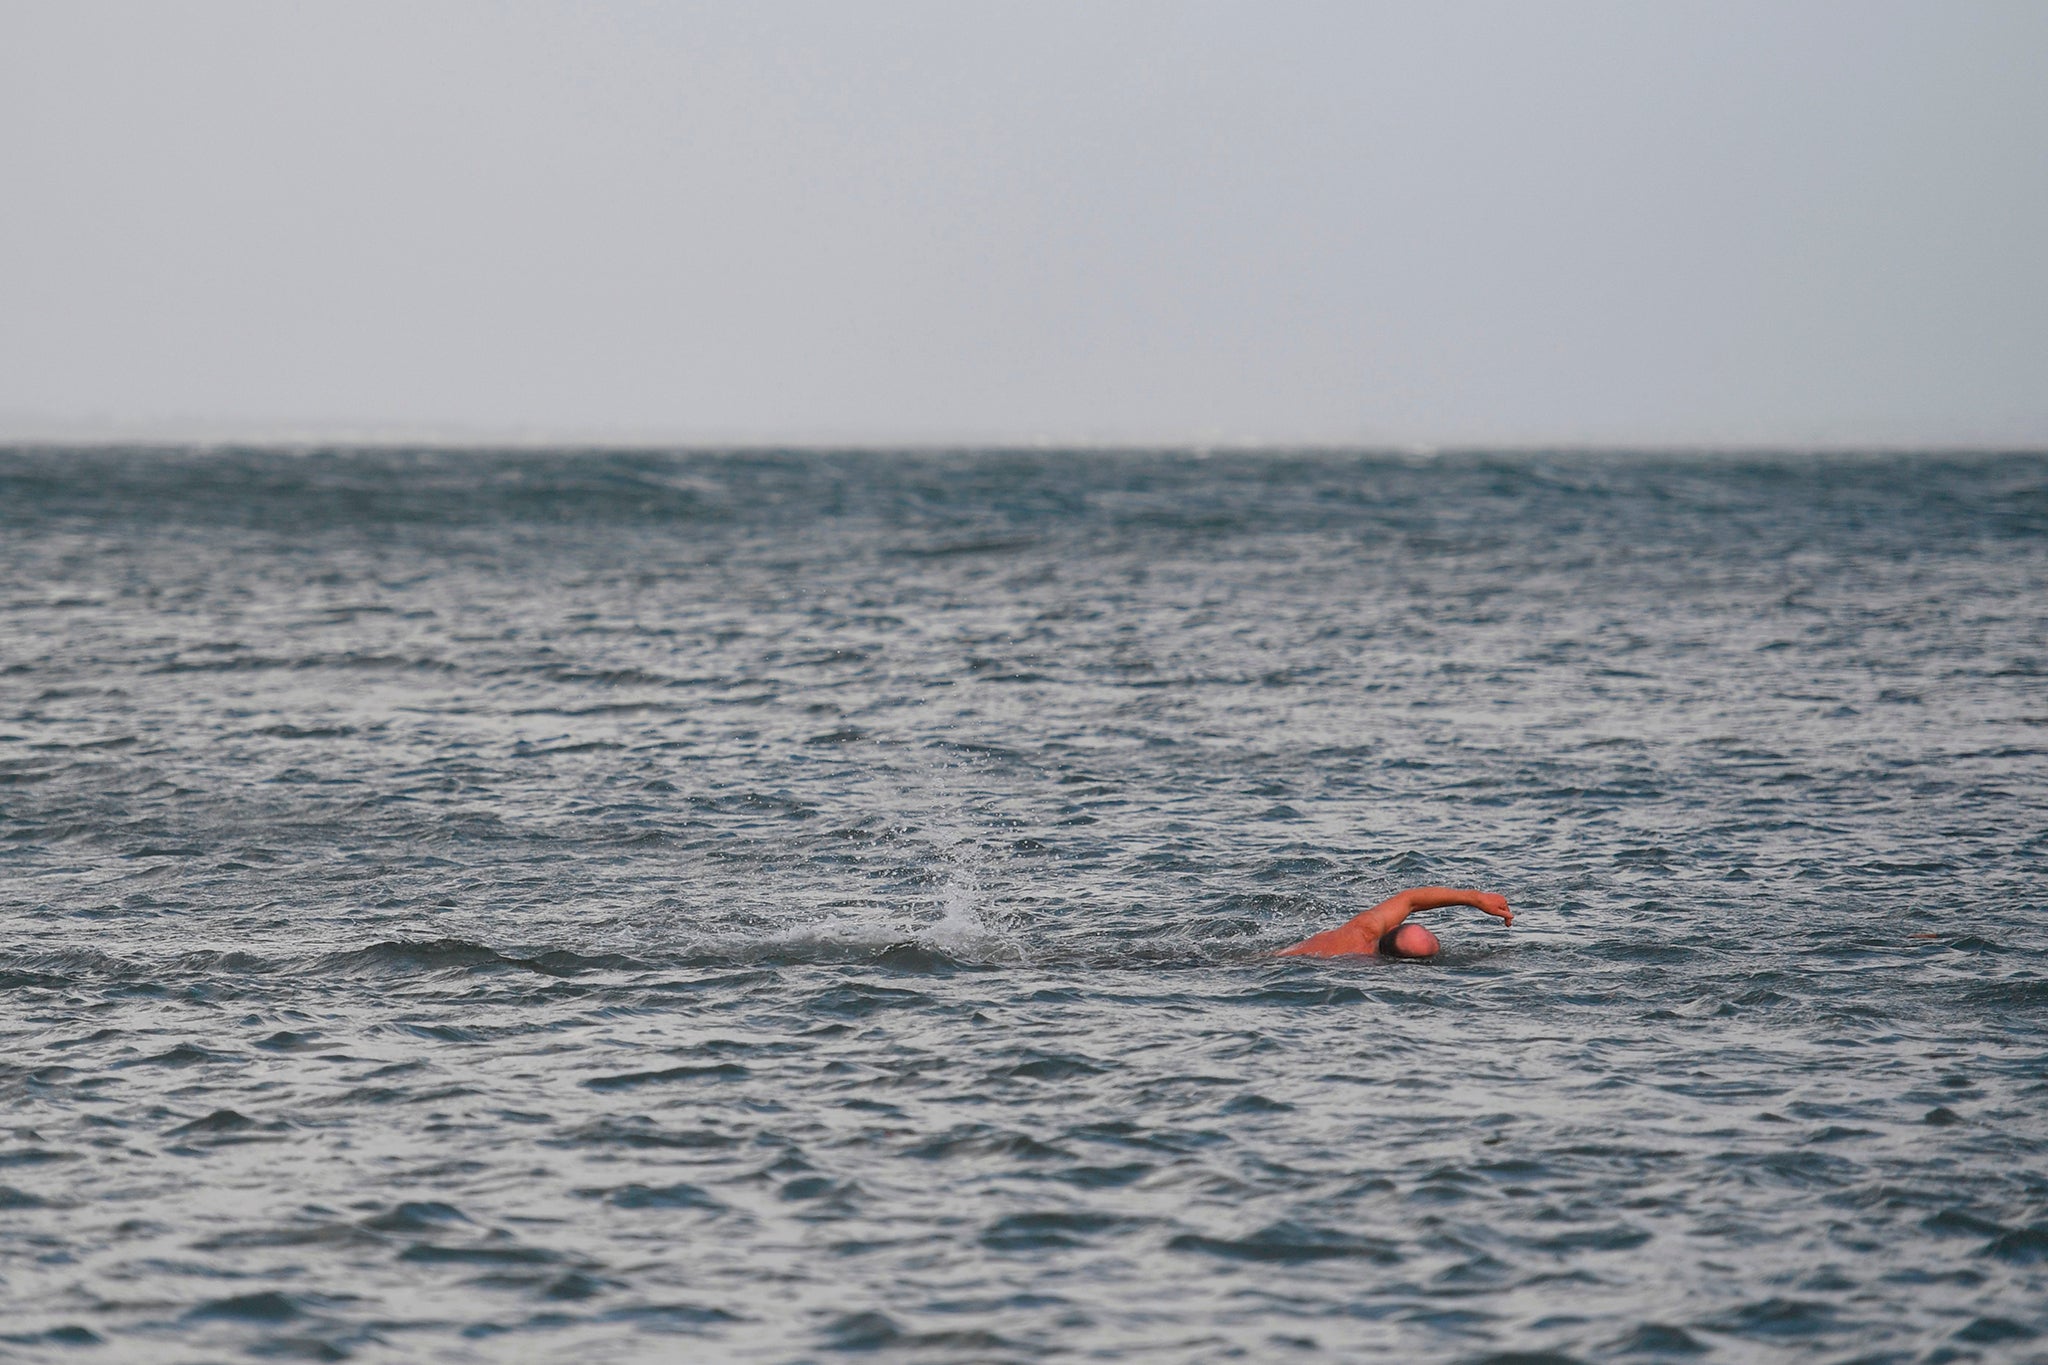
[2,1,2045,447]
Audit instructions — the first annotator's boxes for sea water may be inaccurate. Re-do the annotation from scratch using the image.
[1,448,2043,1363]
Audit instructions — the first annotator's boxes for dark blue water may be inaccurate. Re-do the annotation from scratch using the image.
[2,448,2045,1363]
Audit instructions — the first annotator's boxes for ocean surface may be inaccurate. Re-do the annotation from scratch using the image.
[1,447,2044,1364]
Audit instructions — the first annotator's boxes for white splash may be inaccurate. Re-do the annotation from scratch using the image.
[922,840,1020,962]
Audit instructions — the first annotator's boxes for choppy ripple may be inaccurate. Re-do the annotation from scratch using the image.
[1,447,2045,1362]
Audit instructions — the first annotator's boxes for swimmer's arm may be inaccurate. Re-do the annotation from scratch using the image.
[1277,886,1512,956]
[1360,886,1513,935]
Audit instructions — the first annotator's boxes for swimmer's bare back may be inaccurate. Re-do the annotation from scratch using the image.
[1276,886,1513,958]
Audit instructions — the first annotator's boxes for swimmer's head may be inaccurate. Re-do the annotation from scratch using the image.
[1381,923,1441,959]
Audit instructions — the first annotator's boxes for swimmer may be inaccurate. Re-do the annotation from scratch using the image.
[1277,886,1513,959]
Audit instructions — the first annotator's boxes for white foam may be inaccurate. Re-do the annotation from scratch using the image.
[921,849,1022,963]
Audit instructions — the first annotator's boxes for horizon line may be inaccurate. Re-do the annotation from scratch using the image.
[6,412,2048,458]
[3,435,2045,458]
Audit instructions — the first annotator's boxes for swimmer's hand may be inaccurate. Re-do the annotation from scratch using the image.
[1470,891,1513,926]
